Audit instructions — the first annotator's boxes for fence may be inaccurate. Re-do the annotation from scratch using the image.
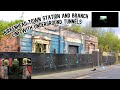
[0,51,117,75]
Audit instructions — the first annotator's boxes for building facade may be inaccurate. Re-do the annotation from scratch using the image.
[19,25,84,54]
[0,25,98,54]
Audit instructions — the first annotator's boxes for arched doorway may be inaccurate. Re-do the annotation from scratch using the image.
[88,43,95,54]
[32,35,51,53]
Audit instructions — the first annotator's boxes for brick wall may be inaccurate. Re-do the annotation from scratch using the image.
[0,36,19,52]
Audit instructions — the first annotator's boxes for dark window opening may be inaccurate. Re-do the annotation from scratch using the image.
[68,45,79,54]
[35,43,46,53]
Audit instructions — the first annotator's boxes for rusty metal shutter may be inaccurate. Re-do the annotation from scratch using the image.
[68,45,78,54]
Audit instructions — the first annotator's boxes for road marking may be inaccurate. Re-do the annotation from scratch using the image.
[75,75,91,79]
[97,76,107,79]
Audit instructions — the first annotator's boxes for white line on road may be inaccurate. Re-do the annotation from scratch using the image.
[75,75,91,79]
[97,76,107,79]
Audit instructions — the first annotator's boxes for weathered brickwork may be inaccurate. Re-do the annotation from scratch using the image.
[0,36,19,52]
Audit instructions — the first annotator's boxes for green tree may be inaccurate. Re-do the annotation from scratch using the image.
[65,24,83,33]
[81,22,104,37]
[102,30,120,52]
[0,20,23,39]
[81,22,120,53]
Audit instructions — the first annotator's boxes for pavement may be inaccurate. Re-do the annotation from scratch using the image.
[32,64,120,79]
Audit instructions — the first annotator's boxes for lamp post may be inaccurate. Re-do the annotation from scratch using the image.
[96,49,100,67]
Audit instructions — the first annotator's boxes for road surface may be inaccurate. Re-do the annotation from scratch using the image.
[32,65,120,79]
[76,65,120,79]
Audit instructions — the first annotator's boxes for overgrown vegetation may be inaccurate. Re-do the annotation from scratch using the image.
[67,22,120,53]
[0,20,23,39]
[1,19,120,54]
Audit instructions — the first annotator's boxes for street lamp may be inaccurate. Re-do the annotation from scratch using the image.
[96,49,100,67]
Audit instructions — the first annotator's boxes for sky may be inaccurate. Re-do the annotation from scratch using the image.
[0,11,120,37]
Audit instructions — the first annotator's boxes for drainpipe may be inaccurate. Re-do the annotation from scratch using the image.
[59,26,61,53]
[31,29,35,53]
[18,37,21,52]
